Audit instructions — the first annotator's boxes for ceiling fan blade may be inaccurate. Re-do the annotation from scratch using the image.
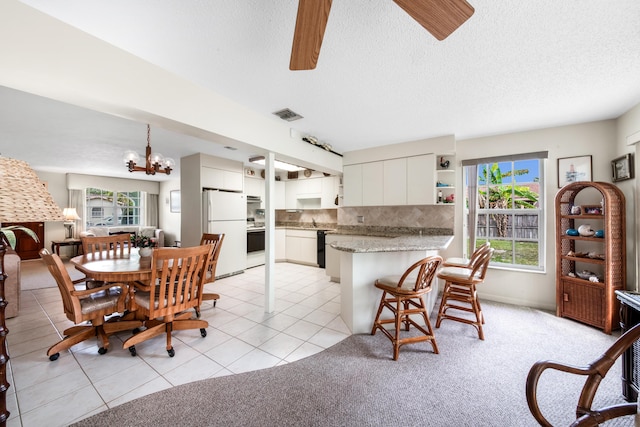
[393,0,474,41]
[290,0,332,70]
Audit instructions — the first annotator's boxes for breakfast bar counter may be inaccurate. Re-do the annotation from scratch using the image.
[331,235,453,333]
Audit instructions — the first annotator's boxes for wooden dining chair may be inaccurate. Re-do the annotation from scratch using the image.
[39,249,142,360]
[435,247,494,339]
[122,244,213,357]
[81,233,132,256]
[196,233,225,316]
[371,255,442,360]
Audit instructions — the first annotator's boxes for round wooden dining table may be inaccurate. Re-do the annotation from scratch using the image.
[70,250,157,318]
[70,251,154,284]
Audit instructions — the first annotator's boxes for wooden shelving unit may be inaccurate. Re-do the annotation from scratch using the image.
[555,181,626,334]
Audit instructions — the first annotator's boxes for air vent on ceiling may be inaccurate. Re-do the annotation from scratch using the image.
[273,108,303,122]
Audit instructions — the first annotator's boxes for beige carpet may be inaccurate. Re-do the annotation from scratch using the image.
[71,301,630,427]
[20,258,85,290]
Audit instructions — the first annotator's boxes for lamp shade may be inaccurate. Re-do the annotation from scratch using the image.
[62,208,81,222]
[0,156,64,223]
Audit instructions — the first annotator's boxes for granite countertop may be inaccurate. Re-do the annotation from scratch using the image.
[327,226,453,238]
[330,235,453,253]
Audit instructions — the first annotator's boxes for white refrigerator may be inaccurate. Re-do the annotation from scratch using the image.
[203,190,247,277]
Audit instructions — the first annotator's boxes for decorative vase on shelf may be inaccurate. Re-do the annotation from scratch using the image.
[139,247,153,258]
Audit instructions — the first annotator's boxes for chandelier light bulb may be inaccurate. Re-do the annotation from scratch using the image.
[150,152,165,165]
[123,150,140,164]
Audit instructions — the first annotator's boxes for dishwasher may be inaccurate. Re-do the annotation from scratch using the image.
[316,230,326,268]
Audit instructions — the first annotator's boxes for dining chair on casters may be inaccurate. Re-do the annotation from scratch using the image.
[39,249,142,360]
[195,233,225,317]
[435,247,494,340]
[122,244,213,357]
[371,255,443,360]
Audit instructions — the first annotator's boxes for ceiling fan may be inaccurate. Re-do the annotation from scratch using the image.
[290,0,475,71]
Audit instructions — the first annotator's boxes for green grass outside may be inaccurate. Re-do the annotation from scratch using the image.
[476,239,539,266]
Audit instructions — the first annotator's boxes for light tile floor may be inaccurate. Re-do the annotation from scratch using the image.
[5,262,350,427]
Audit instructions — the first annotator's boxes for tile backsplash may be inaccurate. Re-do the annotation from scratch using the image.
[274,205,454,234]
[339,205,454,229]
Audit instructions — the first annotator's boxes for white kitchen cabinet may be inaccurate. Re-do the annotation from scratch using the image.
[275,228,286,261]
[321,176,339,208]
[274,180,286,209]
[285,229,317,265]
[407,154,435,205]
[285,179,299,209]
[362,162,384,206]
[343,164,362,207]
[383,158,407,206]
[298,178,322,196]
[202,166,243,192]
[244,176,263,199]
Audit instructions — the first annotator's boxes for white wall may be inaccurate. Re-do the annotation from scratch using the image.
[159,179,181,246]
[34,170,178,248]
[35,170,67,243]
[617,102,640,290]
[456,119,619,310]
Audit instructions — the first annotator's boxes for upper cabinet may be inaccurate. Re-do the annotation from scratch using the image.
[321,176,340,208]
[282,176,339,209]
[343,153,444,206]
[407,154,435,205]
[383,158,407,206]
[245,177,265,200]
[343,164,363,206]
[202,166,243,192]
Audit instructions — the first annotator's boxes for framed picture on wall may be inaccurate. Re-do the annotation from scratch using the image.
[170,190,181,213]
[557,155,592,188]
[611,153,634,182]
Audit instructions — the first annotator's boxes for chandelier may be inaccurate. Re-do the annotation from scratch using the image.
[123,124,175,175]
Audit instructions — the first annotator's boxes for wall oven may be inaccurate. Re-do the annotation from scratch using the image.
[247,229,265,253]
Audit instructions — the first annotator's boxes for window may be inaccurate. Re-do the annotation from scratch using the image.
[86,188,143,227]
[462,152,546,271]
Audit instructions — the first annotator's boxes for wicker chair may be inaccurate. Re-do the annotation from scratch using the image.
[195,233,225,317]
[442,241,491,268]
[435,247,494,339]
[39,249,141,360]
[526,323,640,426]
[122,245,213,357]
[371,255,442,360]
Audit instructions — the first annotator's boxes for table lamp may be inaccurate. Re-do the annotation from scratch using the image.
[0,156,63,426]
[62,208,81,240]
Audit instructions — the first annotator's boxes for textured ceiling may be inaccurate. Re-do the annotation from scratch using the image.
[4,0,640,179]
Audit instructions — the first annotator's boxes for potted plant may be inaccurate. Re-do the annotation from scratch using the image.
[0,225,39,250]
[131,234,156,257]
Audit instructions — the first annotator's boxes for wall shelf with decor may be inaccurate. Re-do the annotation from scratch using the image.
[555,181,625,334]
[436,154,455,204]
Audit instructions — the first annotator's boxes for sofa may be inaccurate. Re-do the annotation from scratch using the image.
[4,248,20,318]
[82,226,165,247]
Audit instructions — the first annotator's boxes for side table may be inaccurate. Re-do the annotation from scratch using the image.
[51,239,83,257]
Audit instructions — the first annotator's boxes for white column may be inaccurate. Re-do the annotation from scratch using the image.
[264,152,276,312]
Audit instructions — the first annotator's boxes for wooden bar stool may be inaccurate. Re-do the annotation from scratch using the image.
[443,241,490,268]
[371,255,442,360]
[435,248,494,339]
